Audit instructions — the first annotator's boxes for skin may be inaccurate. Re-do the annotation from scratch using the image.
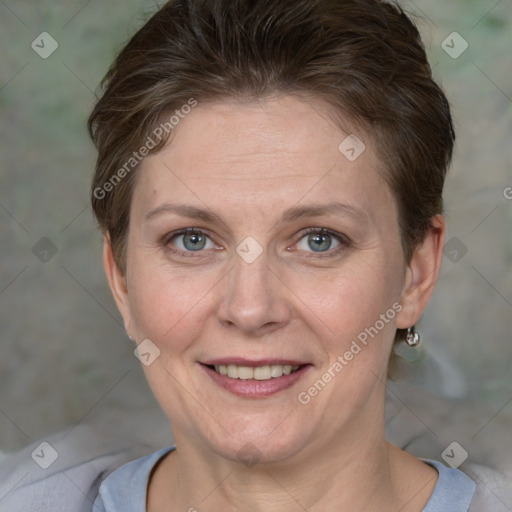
[104,95,445,511]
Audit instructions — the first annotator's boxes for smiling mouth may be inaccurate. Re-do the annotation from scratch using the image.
[206,364,303,380]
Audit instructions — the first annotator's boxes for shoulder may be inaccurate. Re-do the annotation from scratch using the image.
[93,448,173,512]
[0,425,154,512]
[422,459,512,512]
[422,459,475,511]
[465,462,512,512]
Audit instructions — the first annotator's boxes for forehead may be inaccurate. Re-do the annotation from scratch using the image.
[133,95,395,223]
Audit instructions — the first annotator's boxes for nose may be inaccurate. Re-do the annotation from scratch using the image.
[216,249,292,337]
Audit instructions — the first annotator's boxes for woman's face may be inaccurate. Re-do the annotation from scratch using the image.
[109,95,427,464]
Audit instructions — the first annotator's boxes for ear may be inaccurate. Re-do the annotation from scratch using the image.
[103,234,133,337]
[396,215,446,329]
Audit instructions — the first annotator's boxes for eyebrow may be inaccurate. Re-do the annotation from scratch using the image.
[279,203,368,225]
[145,203,224,223]
[144,201,368,226]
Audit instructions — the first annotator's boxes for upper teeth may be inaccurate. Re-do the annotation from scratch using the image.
[214,364,300,380]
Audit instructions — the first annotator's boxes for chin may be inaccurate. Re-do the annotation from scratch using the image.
[202,416,313,467]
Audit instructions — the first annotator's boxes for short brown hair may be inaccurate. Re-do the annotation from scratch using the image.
[89,0,454,339]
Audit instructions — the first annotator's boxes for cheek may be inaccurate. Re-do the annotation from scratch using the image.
[126,255,219,346]
[300,257,403,367]
[302,258,399,325]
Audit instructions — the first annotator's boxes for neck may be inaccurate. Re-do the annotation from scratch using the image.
[148,414,418,511]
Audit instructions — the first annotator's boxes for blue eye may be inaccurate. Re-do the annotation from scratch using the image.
[296,229,344,254]
[171,230,215,252]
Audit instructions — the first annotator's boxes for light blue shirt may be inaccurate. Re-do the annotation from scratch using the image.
[93,447,477,511]
[3,433,511,512]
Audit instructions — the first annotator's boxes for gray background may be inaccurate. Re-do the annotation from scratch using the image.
[1,0,511,476]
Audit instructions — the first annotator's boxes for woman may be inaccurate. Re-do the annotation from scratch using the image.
[85,0,491,510]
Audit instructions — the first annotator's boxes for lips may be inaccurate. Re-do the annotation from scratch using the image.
[203,357,308,366]
[200,359,311,398]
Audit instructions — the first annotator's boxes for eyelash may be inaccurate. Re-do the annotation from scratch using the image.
[163,228,218,259]
[163,227,350,259]
[297,227,350,258]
